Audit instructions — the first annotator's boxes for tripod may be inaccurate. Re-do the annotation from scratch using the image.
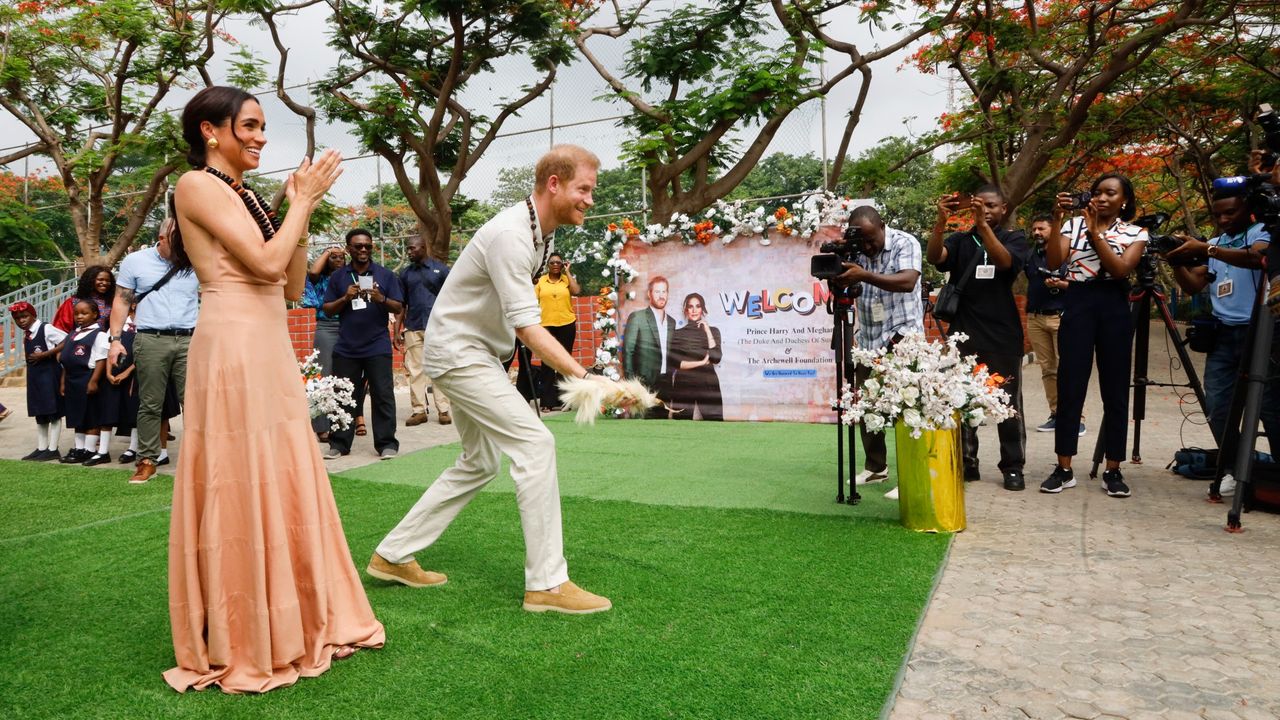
[829,283,861,505]
[1089,262,1209,478]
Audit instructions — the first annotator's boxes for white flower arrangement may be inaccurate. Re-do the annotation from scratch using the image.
[299,350,357,431]
[838,333,1016,439]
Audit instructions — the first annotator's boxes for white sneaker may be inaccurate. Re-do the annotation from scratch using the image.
[884,486,899,500]
[855,469,889,485]
[1217,474,1237,497]
[322,446,343,460]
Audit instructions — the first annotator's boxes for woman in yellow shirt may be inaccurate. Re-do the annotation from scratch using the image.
[534,253,581,409]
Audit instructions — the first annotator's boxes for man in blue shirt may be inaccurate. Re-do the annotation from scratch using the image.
[394,237,451,427]
[1169,192,1279,494]
[107,219,201,484]
[321,228,405,460]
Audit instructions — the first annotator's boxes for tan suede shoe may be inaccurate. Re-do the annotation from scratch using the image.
[438,411,452,425]
[405,412,429,427]
[523,581,612,614]
[366,553,447,588]
[128,459,157,485]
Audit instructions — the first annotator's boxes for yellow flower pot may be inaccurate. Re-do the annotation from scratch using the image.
[893,423,965,533]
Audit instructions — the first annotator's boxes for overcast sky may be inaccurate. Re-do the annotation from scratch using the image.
[0,1,951,207]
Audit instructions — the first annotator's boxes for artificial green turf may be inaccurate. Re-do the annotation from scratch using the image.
[0,421,942,719]
[345,416,902,518]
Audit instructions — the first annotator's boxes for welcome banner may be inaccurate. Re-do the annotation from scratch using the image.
[617,225,847,423]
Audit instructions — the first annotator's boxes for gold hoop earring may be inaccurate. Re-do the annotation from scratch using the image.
[207,137,219,150]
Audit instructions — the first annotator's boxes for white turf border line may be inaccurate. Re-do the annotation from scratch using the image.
[0,506,171,547]
[877,532,955,720]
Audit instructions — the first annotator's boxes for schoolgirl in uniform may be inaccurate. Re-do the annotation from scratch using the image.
[11,301,66,461]
[59,300,111,464]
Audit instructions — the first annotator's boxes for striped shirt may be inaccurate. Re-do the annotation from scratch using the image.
[1061,216,1148,282]
[854,226,924,350]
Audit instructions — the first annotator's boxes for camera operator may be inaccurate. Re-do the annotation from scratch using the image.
[1023,214,1078,436]
[835,205,924,498]
[1164,192,1280,482]
[1041,173,1148,498]
[927,186,1030,491]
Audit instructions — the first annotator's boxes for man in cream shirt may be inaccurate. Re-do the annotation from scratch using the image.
[366,145,612,614]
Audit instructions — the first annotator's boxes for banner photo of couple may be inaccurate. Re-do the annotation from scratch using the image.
[618,225,848,423]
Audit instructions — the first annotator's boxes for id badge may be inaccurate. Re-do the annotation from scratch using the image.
[871,302,886,323]
[351,298,368,311]
[975,264,996,280]
[1217,279,1233,298]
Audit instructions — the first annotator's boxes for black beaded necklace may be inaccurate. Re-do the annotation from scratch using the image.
[526,196,551,281]
[203,166,282,241]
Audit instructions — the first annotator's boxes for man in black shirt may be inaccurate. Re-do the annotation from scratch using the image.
[1023,214,1082,436]
[927,186,1030,490]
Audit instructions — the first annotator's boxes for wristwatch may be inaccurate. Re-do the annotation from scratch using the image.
[1207,244,1219,259]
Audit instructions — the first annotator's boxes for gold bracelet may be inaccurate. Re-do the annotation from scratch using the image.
[296,234,310,249]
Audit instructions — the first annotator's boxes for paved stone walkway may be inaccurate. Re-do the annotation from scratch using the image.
[889,322,1280,719]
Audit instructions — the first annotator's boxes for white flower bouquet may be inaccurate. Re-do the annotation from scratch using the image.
[838,332,1016,439]
[299,350,357,431]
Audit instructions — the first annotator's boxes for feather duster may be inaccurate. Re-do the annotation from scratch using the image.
[557,375,661,425]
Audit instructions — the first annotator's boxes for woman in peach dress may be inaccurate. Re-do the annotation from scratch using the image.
[163,86,384,694]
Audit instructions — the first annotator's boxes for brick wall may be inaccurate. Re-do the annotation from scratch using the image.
[286,296,1028,370]
[286,296,601,370]
[923,295,1032,353]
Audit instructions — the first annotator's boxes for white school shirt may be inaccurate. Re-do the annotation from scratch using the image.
[70,326,111,364]
[26,320,67,351]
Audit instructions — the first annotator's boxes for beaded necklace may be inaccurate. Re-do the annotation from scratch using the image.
[203,166,282,241]
[526,196,551,282]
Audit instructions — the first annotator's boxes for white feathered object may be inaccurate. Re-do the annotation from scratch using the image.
[557,374,660,425]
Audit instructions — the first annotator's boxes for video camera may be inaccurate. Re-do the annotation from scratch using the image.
[1136,212,1201,268]
[811,223,865,280]
[1211,104,1280,226]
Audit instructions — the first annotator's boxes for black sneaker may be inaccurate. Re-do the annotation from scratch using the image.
[963,464,981,482]
[36,449,62,462]
[21,449,44,461]
[1003,470,1025,491]
[1102,469,1131,498]
[1040,466,1076,493]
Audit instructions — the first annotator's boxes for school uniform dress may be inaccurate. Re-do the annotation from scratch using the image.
[24,320,66,422]
[165,181,383,694]
[59,326,108,430]
[1055,216,1148,460]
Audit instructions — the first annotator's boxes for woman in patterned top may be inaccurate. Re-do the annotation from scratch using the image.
[1040,173,1148,498]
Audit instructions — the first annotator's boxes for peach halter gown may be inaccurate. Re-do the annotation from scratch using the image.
[164,183,384,693]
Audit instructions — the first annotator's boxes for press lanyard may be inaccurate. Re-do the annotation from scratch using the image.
[971,233,988,265]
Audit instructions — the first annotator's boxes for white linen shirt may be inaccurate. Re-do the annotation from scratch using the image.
[423,201,552,377]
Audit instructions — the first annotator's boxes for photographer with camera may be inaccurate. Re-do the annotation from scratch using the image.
[835,205,924,498]
[927,186,1030,491]
[1164,192,1279,482]
[1041,173,1148,498]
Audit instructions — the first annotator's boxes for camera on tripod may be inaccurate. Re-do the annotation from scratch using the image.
[811,223,865,291]
[1138,212,1202,268]
[1212,103,1280,226]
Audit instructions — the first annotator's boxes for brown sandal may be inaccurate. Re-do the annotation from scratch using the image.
[355,419,367,436]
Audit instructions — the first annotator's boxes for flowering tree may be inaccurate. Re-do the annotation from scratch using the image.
[316,0,581,260]
[0,0,226,266]
[906,0,1241,221]
[574,0,964,224]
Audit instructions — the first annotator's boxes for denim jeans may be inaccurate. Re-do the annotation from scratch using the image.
[1203,322,1280,455]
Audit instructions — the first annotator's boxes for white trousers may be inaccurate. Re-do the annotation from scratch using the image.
[376,361,569,591]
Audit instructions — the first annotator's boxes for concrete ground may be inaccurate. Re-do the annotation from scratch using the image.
[889,322,1280,720]
[1,320,1277,719]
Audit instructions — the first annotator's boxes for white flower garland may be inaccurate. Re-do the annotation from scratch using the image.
[573,189,860,377]
[838,333,1017,438]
